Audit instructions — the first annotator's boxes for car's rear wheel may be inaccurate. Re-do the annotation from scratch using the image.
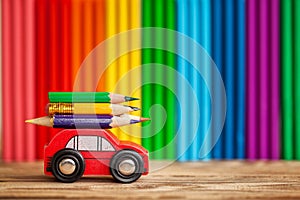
[51,149,85,183]
[110,150,144,183]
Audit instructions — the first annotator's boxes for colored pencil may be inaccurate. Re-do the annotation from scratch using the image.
[49,0,62,140]
[24,0,37,161]
[176,0,189,161]
[94,0,106,92]
[117,0,130,141]
[48,92,138,103]
[142,0,154,155]
[60,0,72,92]
[294,0,300,160]
[211,0,224,159]
[2,0,14,162]
[82,0,94,91]
[247,0,258,159]
[46,103,140,116]
[105,0,119,138]
[71,0,83,91]
[199,0,212,160]
[13,0,25,161]
[26,115,150,129]
[236,0,246,159]
[165,0,176,160]
[259,0,269,159]
[280,0,293,160]
[36,0,50,159]
[128,0,142,145]
[153,0,165,159]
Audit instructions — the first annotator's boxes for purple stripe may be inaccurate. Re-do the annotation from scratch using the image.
[259,0,269,159]
[247,0,258,159]
[270,0,280,159]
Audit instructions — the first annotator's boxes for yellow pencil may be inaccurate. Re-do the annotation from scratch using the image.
[46,103,140,116]
[129,0,142,144]
[117,0,130,141]
[105,0,118,137]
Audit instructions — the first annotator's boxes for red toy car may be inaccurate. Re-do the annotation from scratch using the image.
[44,129,149,183]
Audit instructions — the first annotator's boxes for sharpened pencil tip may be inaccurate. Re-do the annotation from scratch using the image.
[140,117,150,122]
[125,96,139,101]
[130,106,140,111]
[25,119,33,123]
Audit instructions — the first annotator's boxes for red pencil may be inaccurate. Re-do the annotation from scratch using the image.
[36,0,50,159]
[2,0,14,162]
[24,0,37,161]
[49,0,62,139]
[13,0,25,161]
[60,0,72,92]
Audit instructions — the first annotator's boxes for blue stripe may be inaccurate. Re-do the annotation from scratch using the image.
[224,0,234,159]
[211,0,224,159]
[176,0,190,161]
[236,0,245,159]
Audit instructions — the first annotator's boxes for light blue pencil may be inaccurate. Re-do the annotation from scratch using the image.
[199,0,212,160]
[177,0,190,161]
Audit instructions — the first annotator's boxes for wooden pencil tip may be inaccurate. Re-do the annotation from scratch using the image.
[140,117,150,122]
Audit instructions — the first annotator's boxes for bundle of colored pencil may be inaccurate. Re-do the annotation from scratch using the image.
[26,92,149,129]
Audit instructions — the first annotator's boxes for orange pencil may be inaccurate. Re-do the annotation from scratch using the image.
[94,0,106,92]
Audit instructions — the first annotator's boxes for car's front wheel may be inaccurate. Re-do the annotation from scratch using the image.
[110,150,144,183]
[51,149,85,183]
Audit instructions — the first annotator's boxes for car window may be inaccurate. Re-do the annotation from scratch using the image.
[101,138,115,151]
[78,136,98,151]
[66,136,76,149]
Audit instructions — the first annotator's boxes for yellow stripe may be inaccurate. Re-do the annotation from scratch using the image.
[129,0,141,144]
[105,0,118,137]
[117,0,130,141]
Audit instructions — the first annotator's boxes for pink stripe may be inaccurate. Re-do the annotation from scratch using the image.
[13,0,25,161]
[24,0,36,161]
[2,0,14,162]
[270,0,280,159]
[246,0,258,159]
[259,0,269,159]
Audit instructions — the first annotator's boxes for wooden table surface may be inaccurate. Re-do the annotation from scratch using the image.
[1,161,300,199]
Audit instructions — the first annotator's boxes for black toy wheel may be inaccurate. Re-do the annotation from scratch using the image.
[110,150,144,183]
[51,149,85,183]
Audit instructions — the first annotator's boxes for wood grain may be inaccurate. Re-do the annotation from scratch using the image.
[1,161,300,199]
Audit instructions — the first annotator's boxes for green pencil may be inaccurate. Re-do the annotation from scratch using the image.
[142,0,154,155]
[48,92,138,103]
[294,0,300,159]
[152,0,165,160]
[165,0,176,160]
[281,0,294,160]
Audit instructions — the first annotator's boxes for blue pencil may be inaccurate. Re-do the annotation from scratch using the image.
[199,0,212,160]
[224,0,234,159]
[211,0,224,159]
[236,0,245,159]
[177,0,190,162]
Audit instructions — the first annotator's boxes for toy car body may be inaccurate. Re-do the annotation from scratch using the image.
[44,129,149,183]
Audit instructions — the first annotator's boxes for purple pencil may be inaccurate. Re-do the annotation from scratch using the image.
[259,0,269,159]
[247,0,258,159]
[270,0,280,159]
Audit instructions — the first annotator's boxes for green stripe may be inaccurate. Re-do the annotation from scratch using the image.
[294,0,300,159]
[49,92,110,102]
[165,0,176,160]
[142,0,154,154]
[281,0,294,160]
[152,0,165,159]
